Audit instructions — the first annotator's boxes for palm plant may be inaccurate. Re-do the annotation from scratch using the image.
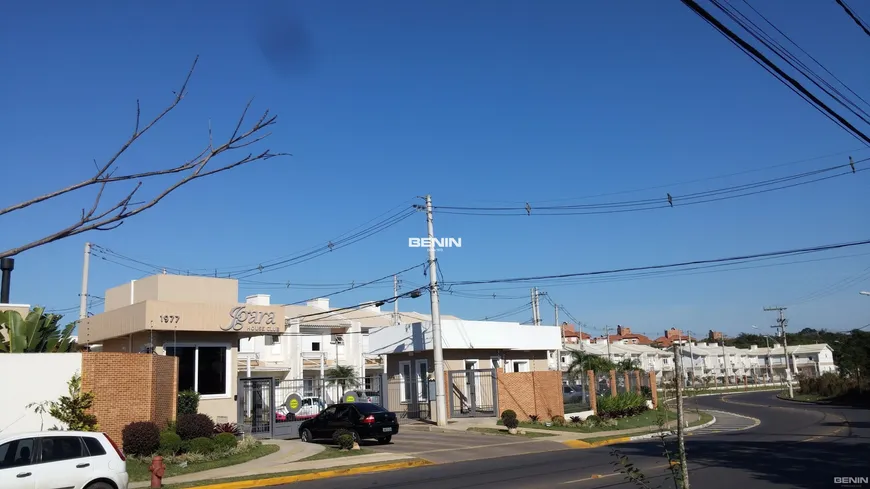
[566,350,616,380]
[324,365,360,392]
[0,307,77,353]
[617,358,643,372]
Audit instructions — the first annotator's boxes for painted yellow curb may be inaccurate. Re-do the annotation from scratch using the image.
[562,436,632,449]
[185,459,433,489]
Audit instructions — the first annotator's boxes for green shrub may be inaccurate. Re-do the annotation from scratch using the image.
[158,431,183,456]
[177,390,200,415]
[500,409,519,429]
[595,392,648,419]
[799,373,854,398]
[188,437,216,454]
[640,386,652,400]
[551,415,566,426]
[121,421,160,457]
[214,422,240,435]
[336,434,354,450]
[213,432,238,451]
[176,413,215,441]
[585,414,601,424]
[500,409,517,419]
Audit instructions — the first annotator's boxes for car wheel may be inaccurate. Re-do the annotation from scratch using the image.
[377,435,392,444]
[85,482,115,489]
[300,429,313,443]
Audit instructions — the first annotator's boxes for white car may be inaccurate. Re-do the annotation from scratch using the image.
[0,431,128,489]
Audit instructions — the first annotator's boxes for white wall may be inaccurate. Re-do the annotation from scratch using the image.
[368,320,561,354]
[0,354,82,435]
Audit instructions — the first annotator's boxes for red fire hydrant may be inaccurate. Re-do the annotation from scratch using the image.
[149,455,166,488]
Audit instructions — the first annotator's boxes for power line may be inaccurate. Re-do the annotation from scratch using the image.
[834,0,870,37]
[441,237,870,287]
[679,0,870,145]
[282,262,428,307]
[433,159,868,216]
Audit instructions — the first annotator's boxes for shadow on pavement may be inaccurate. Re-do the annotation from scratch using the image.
[616,438,868,489]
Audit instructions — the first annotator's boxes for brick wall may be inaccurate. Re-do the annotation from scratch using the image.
[496,370,563,422]
[81,353,178,442]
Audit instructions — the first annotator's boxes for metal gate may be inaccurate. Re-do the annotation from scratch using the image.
[238,375,384,439]
[448,368,498,417]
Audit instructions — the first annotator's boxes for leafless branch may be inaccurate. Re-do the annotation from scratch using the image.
[0,57,289,259]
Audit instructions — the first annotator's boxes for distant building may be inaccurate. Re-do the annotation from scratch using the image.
[708,330,723,341]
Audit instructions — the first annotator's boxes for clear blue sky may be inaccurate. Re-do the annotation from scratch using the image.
[2,0,869,339]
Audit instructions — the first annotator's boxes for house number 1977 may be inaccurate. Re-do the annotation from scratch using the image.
[160,315,180,324]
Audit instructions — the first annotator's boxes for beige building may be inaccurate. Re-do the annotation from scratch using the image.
[79,274,286,424]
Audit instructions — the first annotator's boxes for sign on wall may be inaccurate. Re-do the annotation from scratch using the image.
[221,306,279,333]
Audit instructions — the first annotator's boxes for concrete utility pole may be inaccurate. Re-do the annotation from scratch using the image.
[555,303,562,373]
[79,242,91,321]
[765,306,793,398]
[672,341,691,488]
[424,195,448,426]
[393,275,400,327]
[530,288,541,325]
[720,335,730,385]
[604,325,612,363]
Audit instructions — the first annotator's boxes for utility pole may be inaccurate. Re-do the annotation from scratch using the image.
[79,242,91,321]
[393,275,400,327]
[604,325,612,363]
[530,288,541,325]
[672,341,691,488]
[686,330,696,387]
[555,303,562,374]
[424,195,448,426]
[765,306,793,398]
[720,335,729,385]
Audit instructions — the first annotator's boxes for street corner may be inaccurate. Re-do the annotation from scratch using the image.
[181,459,434,489]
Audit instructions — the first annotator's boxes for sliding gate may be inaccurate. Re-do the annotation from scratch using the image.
[237,375,384,439]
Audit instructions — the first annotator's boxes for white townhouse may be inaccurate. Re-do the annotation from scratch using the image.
[561,340,675,382]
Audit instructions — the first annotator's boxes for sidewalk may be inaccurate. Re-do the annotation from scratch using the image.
[129,440,412,488]
[403,411,703,442]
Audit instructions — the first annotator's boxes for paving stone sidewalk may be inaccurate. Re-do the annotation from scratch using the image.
[129,440,412,488]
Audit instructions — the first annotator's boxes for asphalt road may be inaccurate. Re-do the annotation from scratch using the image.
[273,391,870,489]
[363,428,570,463]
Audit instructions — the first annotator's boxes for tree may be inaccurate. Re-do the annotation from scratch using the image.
[0,56,287,259]
[616,358,643,372]
[0,307,77,353]
[27,373,98,431]
[566,350,616,380]
[324,365,360,392]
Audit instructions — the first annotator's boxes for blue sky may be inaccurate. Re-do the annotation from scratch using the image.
[2,0,869,339]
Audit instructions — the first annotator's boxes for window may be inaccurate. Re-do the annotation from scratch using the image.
[312,342,320,352]
[265,335,280,345]
[39,436,85,463]
[165,343,231,397]
[0,437,34,468]
[512,360,529,373]
[364,377,373,390]
[82,436,106,456]
[400,361,412,402]
[303,379,314,396]
[417,360,429,401]
[355,403,388,414]
[319,406,336,418]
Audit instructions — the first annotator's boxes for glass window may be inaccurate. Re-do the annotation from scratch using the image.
[311,342,320,351]
[320,406,337,418]
[355,403,388,414]
[39,436,85,463]
[417,360,429,401]
[198,346,227,395]
[82,436,106,456]
[0,438,35,468]
[166,346,196,392]
[400,362,412,401]
[165,345,228,396]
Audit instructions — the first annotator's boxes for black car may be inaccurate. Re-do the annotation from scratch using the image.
[298,402,399,444]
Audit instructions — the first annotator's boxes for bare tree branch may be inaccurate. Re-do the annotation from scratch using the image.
[0,57,289,259]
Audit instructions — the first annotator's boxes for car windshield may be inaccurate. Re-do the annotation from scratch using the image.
[354,403,387,414]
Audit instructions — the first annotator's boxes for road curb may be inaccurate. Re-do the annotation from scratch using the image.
[176,459,433,489]
[561,413,717,449]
